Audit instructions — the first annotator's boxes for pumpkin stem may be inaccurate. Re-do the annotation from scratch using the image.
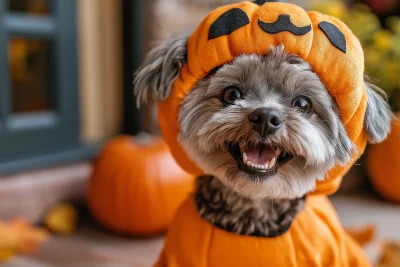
[133,132,156,146]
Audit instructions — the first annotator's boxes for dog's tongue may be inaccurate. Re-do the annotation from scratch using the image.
[245,145,275,165]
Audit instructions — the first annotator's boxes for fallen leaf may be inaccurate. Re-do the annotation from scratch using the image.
[44,203,78,235]
[376,241,400,267]
[0,217,49,262]
[345,224,377,246]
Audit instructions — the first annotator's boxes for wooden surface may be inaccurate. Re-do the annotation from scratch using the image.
[0,163,91,223]
[4,218,164,267]
[2,193,400,267]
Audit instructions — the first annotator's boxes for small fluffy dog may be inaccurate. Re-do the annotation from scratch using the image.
[133,2,396,265]
[134,37,393,237]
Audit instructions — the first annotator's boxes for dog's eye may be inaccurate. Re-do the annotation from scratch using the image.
[222,86,242,105]
[292,96,312,113]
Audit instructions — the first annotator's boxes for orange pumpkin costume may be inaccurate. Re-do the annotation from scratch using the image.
[155,1,370,266]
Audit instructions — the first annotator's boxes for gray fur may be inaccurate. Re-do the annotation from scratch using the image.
[195,175,305,237]
[133,36,187,107]
[364,77,394,144]
[179,45,355,199]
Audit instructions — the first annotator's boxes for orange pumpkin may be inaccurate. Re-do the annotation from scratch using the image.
[154,1,371,266]
[366,116,400,203]
[87,134,195,236]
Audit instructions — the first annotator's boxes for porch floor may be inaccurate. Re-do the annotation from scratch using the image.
[4,193,400,267]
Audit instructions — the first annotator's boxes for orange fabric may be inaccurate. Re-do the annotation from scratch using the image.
[155,2,370,266]
[155,195,371,267]
[158,1,368,195]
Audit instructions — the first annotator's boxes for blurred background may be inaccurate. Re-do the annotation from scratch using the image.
[0,0,399,266]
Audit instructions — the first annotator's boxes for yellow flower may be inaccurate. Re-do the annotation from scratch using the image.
[346,9,381,43]
[327,2,347,20]
[352,3,372,14]
[373,30,393,52]
[387,16,400,35]
[310,1,347,20]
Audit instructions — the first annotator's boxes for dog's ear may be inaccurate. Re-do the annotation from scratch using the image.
[363,77,394,144]
[133,36,188,107]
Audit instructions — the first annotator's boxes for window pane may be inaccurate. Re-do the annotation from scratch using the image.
[8,0,50,15]
[9,37,53,113]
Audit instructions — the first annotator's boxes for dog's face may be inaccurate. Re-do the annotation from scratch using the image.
[134,38,393,200]
[178,46,354,199]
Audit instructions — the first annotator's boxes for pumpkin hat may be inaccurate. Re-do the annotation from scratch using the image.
[158,0,367,196]
[155,1,371,266]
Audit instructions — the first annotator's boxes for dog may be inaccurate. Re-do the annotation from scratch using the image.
[133,1,394,264]
[134,39,392,236]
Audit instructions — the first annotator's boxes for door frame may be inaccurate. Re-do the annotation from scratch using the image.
[122,0,143,135]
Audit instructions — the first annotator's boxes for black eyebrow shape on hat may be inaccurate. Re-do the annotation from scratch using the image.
[258,14,311,35]
[253,0,282,4]
[318,21,346,53]
[208,8,250,40]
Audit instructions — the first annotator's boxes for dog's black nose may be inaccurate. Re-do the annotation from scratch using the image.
[248,108,284,136]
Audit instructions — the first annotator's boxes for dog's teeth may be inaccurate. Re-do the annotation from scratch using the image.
[246,161,272,170]
[242,152,248,164]
[269,157,276,169]
[275,147,281,156]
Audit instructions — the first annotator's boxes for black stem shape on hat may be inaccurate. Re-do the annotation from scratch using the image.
[254,0,283,5]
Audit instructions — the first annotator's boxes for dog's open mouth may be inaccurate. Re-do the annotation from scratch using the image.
[226,142,294,177]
